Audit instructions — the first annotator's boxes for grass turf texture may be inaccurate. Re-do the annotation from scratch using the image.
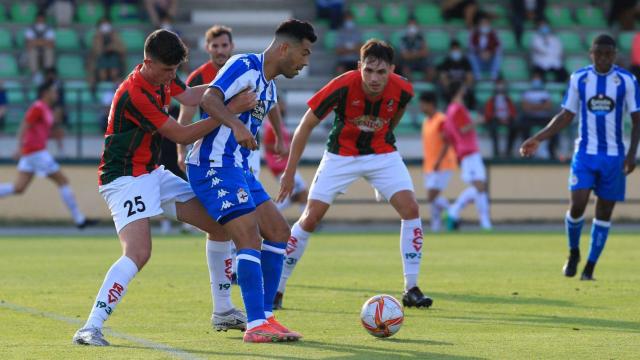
[1,232,639,359]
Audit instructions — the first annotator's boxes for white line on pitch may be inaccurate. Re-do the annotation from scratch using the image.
[0,301,203,360]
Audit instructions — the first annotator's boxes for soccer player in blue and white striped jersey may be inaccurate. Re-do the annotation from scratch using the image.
[520,34,640,280]
[187,19,316,343]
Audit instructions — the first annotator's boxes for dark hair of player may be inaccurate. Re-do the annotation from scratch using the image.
[360,39,394,65]
[592,34,616,49]
[144,29,188,66]
[420,91,438,105]
[37,81,55,99]
[206,25,233,43]
[275,19,317,43]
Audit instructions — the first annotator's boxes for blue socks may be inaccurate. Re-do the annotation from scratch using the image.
[261,240,287,315]
[236,249,265,325]
[565,212,584,250]
[588,219,611,263]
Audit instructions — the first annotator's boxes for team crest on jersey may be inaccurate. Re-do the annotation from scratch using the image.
[613,75,621,85]
[237,188,249,203]
[569,173,578,186]
[351,115,387,132]
[587,94,615,115]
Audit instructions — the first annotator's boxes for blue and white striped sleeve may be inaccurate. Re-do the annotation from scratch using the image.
[210,55,258,101]
[561,72,580,114]
[623,73,640,114]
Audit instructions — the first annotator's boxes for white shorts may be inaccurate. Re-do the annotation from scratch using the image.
[309,151,415,204]
[248,149,261,179]
[17,150,60,176]
[99,166,195,233]
[423,170,453,191]
[460,152,487,184]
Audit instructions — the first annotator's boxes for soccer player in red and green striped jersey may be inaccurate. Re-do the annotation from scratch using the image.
[276,39,433,310]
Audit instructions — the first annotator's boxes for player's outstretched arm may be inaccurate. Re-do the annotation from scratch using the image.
[157,116,222,145]
[176,103,197,172]
[624,112,640,174]
[277,109,321,202]
[520,109,574,157]
[200,87,258,149]
[174,84,208,106]
[267,104,286,155]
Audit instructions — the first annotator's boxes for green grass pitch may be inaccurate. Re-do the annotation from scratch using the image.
[1,232,639,359]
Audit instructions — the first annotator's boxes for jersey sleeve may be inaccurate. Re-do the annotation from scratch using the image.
[624,73,640,114]
[561,72,580,114]
[211,56,257,101]
[398,80,414,109]
[127,91,170,132]
[307,76,346,120]
[170,76,186,96]
[186,69,203,87]
[24,105,41,125]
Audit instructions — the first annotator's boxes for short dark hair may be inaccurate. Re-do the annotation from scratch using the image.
[38,81,55,99]
[449,80,465,96]
[420,91,438,105]
[360,39,394,64]
[275,19,317,43]
[592,34,616,48]
[206,25,233,43]
[144,29,188,66]
[450,39,461,49]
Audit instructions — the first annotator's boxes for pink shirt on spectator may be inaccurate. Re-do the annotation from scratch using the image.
[443,101,479,160]
[21,100,54,155]
[262,118,291,176]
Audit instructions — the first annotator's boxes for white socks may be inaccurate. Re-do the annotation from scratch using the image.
[400,218,423,290]
[58,185,85,224]
[0,183,14,197]
[430,195,449,232]
[449,186,477,220]
[84,256,138,329]
[475,192,492,229]
[278,222,311,293]
[206,240,235,314]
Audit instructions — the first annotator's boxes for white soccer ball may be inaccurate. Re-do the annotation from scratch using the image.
[360,294,404,338]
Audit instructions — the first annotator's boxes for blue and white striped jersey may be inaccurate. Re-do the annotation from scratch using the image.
[187,53,277,168]
[562,64,640,156]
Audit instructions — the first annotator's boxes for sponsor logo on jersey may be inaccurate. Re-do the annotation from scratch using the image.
[220,200,235,210]
[350,115,387,132]
[241,57,251,68]
[211,177,223,187]
[588,94,615,115]
[251,100,267,120]
[237,188,249,203]
[217,189,229,198]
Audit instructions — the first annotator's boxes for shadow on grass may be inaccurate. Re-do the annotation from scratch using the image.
[433,313,640,333]
[288,284,575,308]
[112,339,482,360]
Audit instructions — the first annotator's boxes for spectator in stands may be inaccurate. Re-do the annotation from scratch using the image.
[483,77,518,158]
[518,71,557,159]
[629,32,640,81]
[25,13,56,81]
[316,0,344,29]
[335,11,362,74]
[398,18,433,81]
[437,40,476,109]
[441,0,479,28]
[43,67,68,128]
[530,19,568,83]
[144,0,177,27]
[510,0,546,48]
[608,0,639,30]
[44,0,76,26]
[467,14,502,81]
[88,17,126,86]
[98,83,116,134]
[0,82,7,134]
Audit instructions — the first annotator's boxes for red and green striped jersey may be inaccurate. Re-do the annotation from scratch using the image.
[186,61,219,118]
[307,70,413,156]
[98,64,186,185]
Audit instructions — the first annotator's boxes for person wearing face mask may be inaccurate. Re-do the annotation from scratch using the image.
[437,40,476,109]
[483,78,518,157]
[530,19,568,83]
[24,13,56,80]
[468,15,502,81]
[518,71,558,159]
[398,18,433,81]
[335,11,362,74]
[89,17,126,86]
